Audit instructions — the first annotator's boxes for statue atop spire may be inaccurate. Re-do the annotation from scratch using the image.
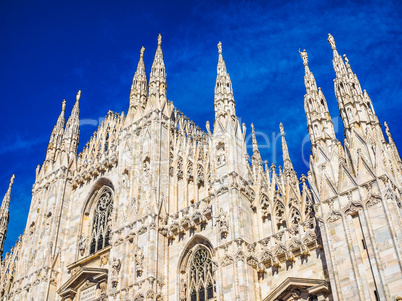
[299,49,308,66]
[328,33,336,50]
[218,41,222,54]
[157,33,162,47]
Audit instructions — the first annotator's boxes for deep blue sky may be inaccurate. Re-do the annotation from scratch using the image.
[1,0,401,254]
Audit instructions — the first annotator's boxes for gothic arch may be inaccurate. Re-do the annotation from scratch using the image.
[82,178,115,216]
[78,178,115,257]
[289,207,302,227]
[177,235,216,301]
[274,201,286,230]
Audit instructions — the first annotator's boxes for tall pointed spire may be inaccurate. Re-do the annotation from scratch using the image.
[214,41,236,120]
[299,49,317,94]
[251,123,262,166]
[129,46,147,111]
[0,174,14,258]
[300,49,336,150]
[1,175,15,211]
[328,34,378,137]
[149,34,167,108]
[280,123,294,172]
[327,33,347,78]
[63,90,81,161]
[45,100,66,163]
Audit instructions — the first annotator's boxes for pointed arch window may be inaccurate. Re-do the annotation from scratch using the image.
[90,189,113,254]
[188,248,216,301]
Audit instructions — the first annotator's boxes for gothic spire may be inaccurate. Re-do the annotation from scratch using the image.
[384,121,394,144]
[214,41,236,120]
[63,90,81,161]
[300,49,336,150]
[1,175,15,211]
[0,174,14,258]
[149,34,167,108]
[328,34,378,137]
[251,123,262,166]
[280,123,294,172]
[299,49,317,94]
[129,46,147,111]
[45,99,66,163]
[327,33,347,78]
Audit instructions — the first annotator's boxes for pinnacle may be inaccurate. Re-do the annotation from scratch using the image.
[1,174,15,210]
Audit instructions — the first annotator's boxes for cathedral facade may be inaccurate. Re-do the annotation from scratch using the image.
[0,34,401,301]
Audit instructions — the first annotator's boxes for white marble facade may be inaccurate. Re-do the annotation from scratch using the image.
[0,34,401,301]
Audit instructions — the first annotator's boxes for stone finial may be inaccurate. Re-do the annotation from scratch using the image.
[299,49,308,66]
[343,54,349,65]
[384,121,394,143]
[328,33,336,50]
[140,46,145,58]
[76,90,81,102]
[9,174,15,188]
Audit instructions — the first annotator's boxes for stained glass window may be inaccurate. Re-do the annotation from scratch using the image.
[188,248,215,300]
[89,190,113,254]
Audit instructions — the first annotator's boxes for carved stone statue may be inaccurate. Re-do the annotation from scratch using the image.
[217,208,228,238]
[79,235,86,256]
[179,277,187,301]
[136,247,144,276]
[111,258,121,276]
[217,41,222,54]
[328,33,336,50]
[157,34,162,46]
[299,49,308,66]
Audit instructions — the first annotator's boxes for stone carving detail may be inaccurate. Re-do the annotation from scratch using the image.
[79,235,87,256]
[135,247,144,276]
[179,276,187,301]
[111,258,121,276]
[260,195,270,217]
[188,248,216,299]
[217,208,228,238]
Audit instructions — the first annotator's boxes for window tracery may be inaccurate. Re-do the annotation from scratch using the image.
[89,190,113,254]
[188,248,216,301]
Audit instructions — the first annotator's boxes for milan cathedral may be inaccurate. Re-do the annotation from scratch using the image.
[0,34,401,301]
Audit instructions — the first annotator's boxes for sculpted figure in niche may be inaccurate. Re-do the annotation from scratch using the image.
[347,107,354,122]
[79,235,87,256]
[217,208,228,238]
[179,277,187,301]
[136,247,144,276]
[111,258,121,276]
